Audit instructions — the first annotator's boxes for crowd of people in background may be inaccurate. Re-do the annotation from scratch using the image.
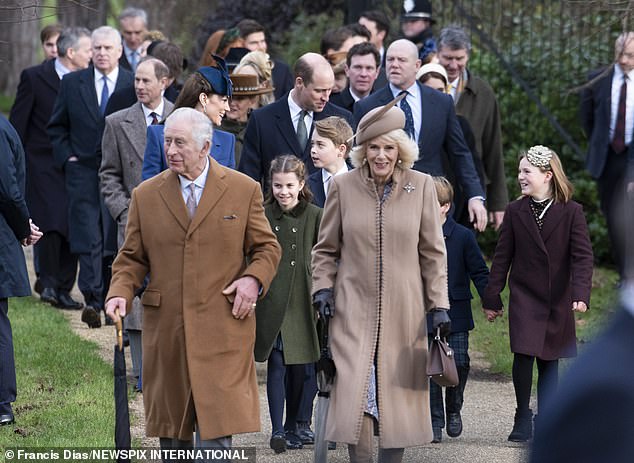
[2,0,633,461]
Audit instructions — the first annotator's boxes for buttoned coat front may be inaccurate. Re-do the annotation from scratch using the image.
[311,166,449,448]
[482,197,594,360]
[107,158,281,440]
[254,200,322,364]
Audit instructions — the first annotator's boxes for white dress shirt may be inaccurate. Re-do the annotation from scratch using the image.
[142,99,165,127]
[94,67,119,107]
[389,82,422,142]
[288,91,314,134]
[321,163,349,198]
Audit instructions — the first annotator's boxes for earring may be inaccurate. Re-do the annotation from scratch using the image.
[362,158,367,165]
[202,104,208,115]
[397,159,402,164]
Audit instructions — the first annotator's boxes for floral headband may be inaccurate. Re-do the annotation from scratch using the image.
[526,145,553,168]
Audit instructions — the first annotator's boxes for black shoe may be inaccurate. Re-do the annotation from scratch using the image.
[297,422,314,445]
[285,431,303,450]
[81,306,101,328]
[0,413,15,426]
[269,431,286,453]
[40,287,59,306]
[327,441,337,450]
[431,427,442,443]
[56,292,83,310]
[508,408,533,442]
[446,412,463,437]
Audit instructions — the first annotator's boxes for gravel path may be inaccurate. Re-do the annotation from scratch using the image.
[65,309,529,463]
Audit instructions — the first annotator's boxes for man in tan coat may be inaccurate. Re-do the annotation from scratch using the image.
[105,108,281,456]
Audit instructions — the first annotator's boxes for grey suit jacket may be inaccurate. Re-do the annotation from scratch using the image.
[99,99,174,243]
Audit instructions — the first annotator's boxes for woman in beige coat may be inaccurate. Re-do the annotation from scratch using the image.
[311,101,451,463]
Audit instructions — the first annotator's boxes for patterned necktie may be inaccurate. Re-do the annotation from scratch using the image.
[399,91,415,140]
[296,110,308,151]
[150,112,159,125]
[99,75,110,115]
[186,183,197,219]
[612,75,628,153]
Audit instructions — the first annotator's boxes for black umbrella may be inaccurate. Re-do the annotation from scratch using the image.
[114,315,131,463]
[314,316,336,463]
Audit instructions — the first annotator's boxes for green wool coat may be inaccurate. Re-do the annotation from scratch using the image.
[255,200,322,364]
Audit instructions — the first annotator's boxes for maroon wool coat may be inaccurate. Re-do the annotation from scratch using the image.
[482,197,593,360]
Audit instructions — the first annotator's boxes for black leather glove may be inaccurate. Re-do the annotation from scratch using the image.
[430,308,451,338]
[313,288,335,319]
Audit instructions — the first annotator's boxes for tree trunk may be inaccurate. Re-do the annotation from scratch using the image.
[0,1,42,96]
[55,0,108,31]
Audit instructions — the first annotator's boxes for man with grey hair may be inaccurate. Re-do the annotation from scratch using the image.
[105,107,281,460]
[118,6,148,72]
[9,26,91,310]
[48,25,134,327]
[437,25,508,231]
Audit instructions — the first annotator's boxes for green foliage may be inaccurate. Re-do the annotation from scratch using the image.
[0,298,124,451]
[278,11,344,67]
[0,94,15,116]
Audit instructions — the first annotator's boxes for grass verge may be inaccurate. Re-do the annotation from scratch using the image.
[0,297,117,454]
[470,266,620,377]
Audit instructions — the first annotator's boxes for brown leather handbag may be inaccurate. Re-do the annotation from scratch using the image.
[426,329,459,387]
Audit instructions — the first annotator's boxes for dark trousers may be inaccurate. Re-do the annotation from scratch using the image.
[597,148,629,277]
[512,353,558,413]
[297,363,317,425]
[36,231,78,292]
[429,331,470,429]
[0,298,16,414]
[267,348,305,434]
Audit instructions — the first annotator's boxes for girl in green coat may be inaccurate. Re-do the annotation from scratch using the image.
[255,155,322,454]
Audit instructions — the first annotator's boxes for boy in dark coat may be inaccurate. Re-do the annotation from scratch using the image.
[427,176,489,443]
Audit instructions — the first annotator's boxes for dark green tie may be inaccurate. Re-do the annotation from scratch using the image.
[296,110,308,151]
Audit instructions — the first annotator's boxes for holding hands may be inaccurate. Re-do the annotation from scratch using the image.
[483,308,503,322]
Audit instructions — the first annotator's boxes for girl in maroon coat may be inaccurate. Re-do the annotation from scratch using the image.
[483,145,593,443]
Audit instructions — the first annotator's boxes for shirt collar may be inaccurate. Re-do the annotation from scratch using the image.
[179,156,209,191]
[321,162,348,183]
[54,58,72,79]
[288,90,313,118]
[142,99,165,123]
[615,64,634,81]
[389,81,419,99]
[94,66,119,85]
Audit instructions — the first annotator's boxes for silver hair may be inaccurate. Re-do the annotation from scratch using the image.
[57,27,91,57]
[92,25,122,44]
[118,7,148,25]
[438,24,472,53]
[164,107,213,150]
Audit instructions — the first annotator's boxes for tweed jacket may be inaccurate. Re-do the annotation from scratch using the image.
[254,200,321,364]
[312,165,449,448]
[107,157,281,440]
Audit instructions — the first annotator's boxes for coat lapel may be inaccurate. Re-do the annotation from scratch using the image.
[78,68,100,124]
[187,157,227,238]
[38,59,60,92]
[517,197,548,254]
[158,170,190,232]
[540,201,565,243]
[274,100,303,155]
[120,103,147,162]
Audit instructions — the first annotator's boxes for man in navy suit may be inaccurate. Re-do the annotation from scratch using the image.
[239,52,353,193]
[117,7,147,72]
[353,39,487,231]
[580,32,634,279]
[9,27,91,310]
[48,26,134,327]
[0,115,43,427]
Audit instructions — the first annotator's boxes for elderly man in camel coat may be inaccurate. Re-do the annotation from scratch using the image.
[106,108,281,455]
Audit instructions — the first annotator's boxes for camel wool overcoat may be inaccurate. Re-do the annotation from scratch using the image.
[107,157,281,441]
[311,165,450,448]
